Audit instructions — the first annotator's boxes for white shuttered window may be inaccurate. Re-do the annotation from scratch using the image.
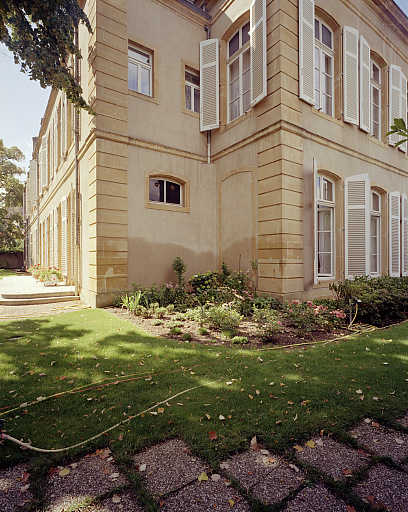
[402,193,408,276]
[389,191,401,277]
[299,0,315,105]
[343,27,359,125]
[200,38,219,131]
[314,18,334,116]
[359,36,371,133]
[61,197,68,276]
[389,65,402,147]
[250,0,267,107]
[316,173,335,278]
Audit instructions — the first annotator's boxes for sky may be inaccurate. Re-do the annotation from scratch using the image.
[1,0,408,175]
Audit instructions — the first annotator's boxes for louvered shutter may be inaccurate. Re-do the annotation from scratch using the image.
[71,190,76,279]
[359,36,371,133]
[200,38,219,131]
[62,94,66,156]
[41,135,48,191]
[250,0,267,107]
[38,144,42,193]
[299,0,315,105]
[50,119,54,179]
[402,193,408,276]
[400,72,407,152]
[389,191,401,276]
[313,158,318,284]
[54,206,59,271]
[61,197,68,276]
[50,210,54,267]
[54,112,58,170]
[29,160,37,208]
[345,174,370,278]
[343,27,359,125]
[389,65,401,146]
[33,229,37,265]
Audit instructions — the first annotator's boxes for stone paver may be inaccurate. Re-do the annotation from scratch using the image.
[85,490,144,512]
[223,450,305,504]
[160,478,252,512]
[353,464,408,512]
[133,439,208,496]
[44,449,127,512]
[350,419,408,462]
[0,463,35,512]
[283,483,349,512]
[294,436,369,480]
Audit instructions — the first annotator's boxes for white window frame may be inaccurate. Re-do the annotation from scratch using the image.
[371,61,381,139]
[185,70,200,113]
[371,191,381,275]
[227,22,251,123]
[314,18,334,117]
[316,174,335,278]
[128,45,152,97]
[149,178,184,207]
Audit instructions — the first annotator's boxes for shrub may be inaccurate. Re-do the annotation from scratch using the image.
[231,336,249,344]
[198,327,209,335]
[152,319,163,326]
[285,300,346,334]
[165,320,183,329]
[172,257,187,292]
[189,271,218,293]
[182,333,192,341]
[253,308,283,341]
[206,305,242,335]
[169,327,182,335]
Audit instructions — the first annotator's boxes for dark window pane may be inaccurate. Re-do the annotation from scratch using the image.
[185,71,199,86]
[242,22,250,45]
[166,181,181,204]
[149,179,164,202]
[229,31,239,57]
[185,84,192,110]
[194,88,200,113]
[322,24,332,48]
[315,19,320,40]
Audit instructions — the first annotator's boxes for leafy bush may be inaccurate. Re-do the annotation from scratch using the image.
[182,333,192,341]
[231,336,249,344]
[329,276,408,326]
[198,327,209,335]
[189,271,218,293]
[285,300,346,334]
[253,296,282,311]
[169,327,182,335]
[253,308,283,341]
[206,305,242,335]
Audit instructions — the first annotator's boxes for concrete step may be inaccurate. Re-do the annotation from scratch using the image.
[0,295,80,306]
[1,290,75,299]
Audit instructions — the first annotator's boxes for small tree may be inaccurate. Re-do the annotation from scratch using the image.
[0,140,25,251]
[386,118,408,147]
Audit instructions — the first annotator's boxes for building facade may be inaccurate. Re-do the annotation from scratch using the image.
[25,0,408,307]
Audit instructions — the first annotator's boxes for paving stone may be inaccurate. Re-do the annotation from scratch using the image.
[350,419,408,462]
[0,463,35,512]
[283,483,349,512]
[353,464,408,512]
[44,450,127,512]
[160,478,252,512]
[85,490,144,512]
[133,438,207,497]
[223,450,304,504]
[294,437,369,480]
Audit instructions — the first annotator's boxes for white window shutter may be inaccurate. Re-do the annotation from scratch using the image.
[313,158,318,284]
[38,144,42,193]
[29,159,37,207]
[250,0,267,107]
[389,191,401,276]
[50,119,54,179]
[61,197,68,276]
[54,112,58,170]
[41,135,48,191]
[389,65,401,146]
[50,210,54,267]
[343,27,359,125]
[299,0,315,105]
[71,190,76,277]
[359,35,371,133]
[399,72,407,152]
[402,193,408,276]
[345,174,370,278]
[61,94,66,156]
[200,38,219,132]
[54,206,59,270]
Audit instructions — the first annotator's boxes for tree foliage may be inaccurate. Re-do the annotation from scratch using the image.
[386,118,408,147]
[0,0,92,113]
[0,140,25,251]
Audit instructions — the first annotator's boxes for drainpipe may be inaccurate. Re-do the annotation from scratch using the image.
[204,24,211,164]
[36,152,40,266]
[74,27,80,297]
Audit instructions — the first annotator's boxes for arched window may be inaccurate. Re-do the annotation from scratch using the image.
[316,174,335,277]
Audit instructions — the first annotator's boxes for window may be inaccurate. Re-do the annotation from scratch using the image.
[149,178,183,206]
[371,62,381,139]
[371,191,381,274]
[185,71,200,113]
[128,46,152,96]
[316,174,334,276]
[227,22,251,122]
[314,19,334,116]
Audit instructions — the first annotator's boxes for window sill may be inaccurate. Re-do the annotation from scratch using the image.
[145,201,190,213]
[367,134,387,148]
[312,108,343,126]
[219,109,252,134]
[129,89,159,105]
[181,107,199,119]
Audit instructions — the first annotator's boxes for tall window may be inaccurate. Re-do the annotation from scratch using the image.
[371,191,381,274]
[316,175,334,276]
[227,21,251,122]
[149,178,183,206]
[185,71,200,113]
[128,46,152,96]
[371,61,381,139]
[314,19,334,116]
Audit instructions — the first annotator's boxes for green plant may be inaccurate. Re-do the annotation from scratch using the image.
[198,327,209,335]
[37,266,63,282]
[169,327,182,335]
[155,307,168,319]
[182,333,192,341]
[152,319,163,326]
[165,320,183,329]
[172,257,187,290]
[253,307,283,341]
[230,336,249,344]
[285,300,346,334]
[189,270,218,293]
[206,305,242,335]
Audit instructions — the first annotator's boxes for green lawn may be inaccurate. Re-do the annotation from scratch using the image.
[1,308,407,473]
[0,268,16,279]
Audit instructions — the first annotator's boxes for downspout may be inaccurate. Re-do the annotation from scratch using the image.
[204,24,211,164]
[74,27,80,297]
[36,153,40,266]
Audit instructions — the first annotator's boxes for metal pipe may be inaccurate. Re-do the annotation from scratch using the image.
[74,27,80,297]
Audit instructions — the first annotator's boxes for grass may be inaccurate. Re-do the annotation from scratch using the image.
[1,308,407,475]
[0,268,16,279]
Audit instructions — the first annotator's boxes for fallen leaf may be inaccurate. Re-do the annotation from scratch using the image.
[102,468,110,474]
[112,496,121,504]
[48,467,59,477]
[347,506,357,512]
[211,474,221,481]
[198,472,208,482]
[289,464,300,472]
[59,469,70,476]
[220,462,229,469]
[219,415,225,420]
[20,472,30,483]
[150,411,158,415]
[110,472,120,478]
[372,421,380,427]
[315,438,323,447]
[395,438,404,445]
[260,449,269,455]
[356,389,363,394]
[139,464,146,472]
[256,390,260,395]
[250,436,258,451]
[20,484,30,492]
[205,414,211,420]
[306,440,316,448]
[118,434,124,441]
[293,445,304,452]
[158,408,165,414]
[209,431,217,441]
[342,469,353,476]
[248,394,254,400]
[229,499,235,507]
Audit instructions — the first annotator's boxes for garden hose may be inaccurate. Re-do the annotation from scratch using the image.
[0,382,217,453]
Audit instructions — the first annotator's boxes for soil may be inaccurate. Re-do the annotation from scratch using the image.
[105,307,350,349]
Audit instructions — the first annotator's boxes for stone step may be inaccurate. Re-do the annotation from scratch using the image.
[1,289,75,299]
[0,295,79,306]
